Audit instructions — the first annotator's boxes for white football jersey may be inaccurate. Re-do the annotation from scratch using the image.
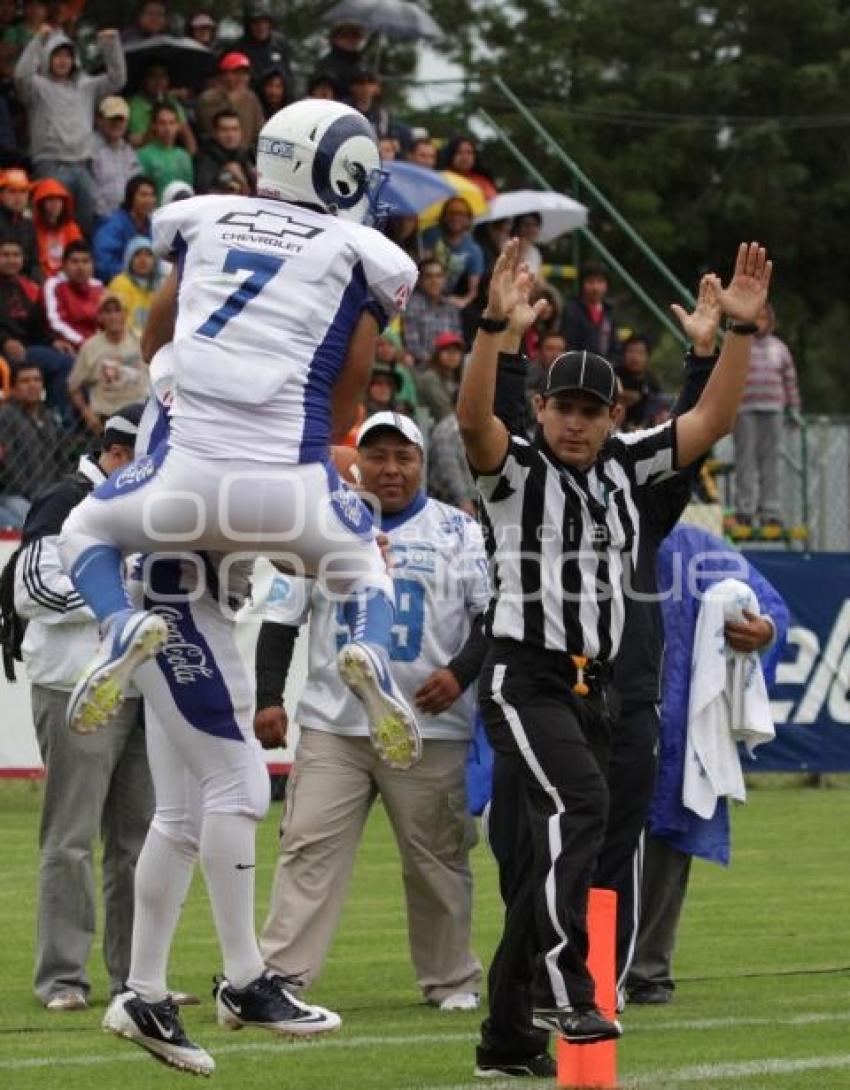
[263,496,491,741]
[151,195,417,463]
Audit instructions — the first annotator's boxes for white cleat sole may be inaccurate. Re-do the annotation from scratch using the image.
[69,614,168,735]
[103,997,215,1077]
[337,642,422,769]
[216,1000,342,1037]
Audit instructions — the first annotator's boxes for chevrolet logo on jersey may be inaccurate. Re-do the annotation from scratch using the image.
[217,210,325,240]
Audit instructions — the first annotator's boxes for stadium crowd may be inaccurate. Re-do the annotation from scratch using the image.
[0,0,700,532]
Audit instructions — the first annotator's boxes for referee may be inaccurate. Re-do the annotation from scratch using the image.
[457,240,771,1070]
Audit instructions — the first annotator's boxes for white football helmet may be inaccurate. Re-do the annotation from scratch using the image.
[256,99,386,224]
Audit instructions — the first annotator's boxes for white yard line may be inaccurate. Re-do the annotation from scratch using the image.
[2,1013,850,1074]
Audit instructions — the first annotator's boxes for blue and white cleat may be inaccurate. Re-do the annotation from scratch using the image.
[337,641,422,769]
[67,609,168,734]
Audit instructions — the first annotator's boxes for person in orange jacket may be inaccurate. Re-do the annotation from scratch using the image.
[31,177,83,280]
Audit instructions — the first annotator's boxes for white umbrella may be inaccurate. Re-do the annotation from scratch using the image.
[476,190,588,244]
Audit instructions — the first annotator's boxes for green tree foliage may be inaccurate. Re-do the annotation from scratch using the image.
[470,0,850,411]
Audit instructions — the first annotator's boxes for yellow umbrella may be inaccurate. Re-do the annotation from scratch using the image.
[418,171,490,230]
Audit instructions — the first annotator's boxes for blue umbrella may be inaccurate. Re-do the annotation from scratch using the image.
[381,161,456,217]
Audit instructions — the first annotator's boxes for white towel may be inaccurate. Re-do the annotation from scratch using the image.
[682,578,776,819]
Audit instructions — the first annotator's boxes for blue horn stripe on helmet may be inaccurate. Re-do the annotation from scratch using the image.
[311,113,377,212]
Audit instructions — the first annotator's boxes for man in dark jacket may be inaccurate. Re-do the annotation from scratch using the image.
[561,261,621,361]
[0,237,75,421]
[0,167,39,280]
[194,109,256,195]
[236,0,297,97]
[0,362,67,526]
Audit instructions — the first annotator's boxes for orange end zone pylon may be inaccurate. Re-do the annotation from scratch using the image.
[557,887,619,1089]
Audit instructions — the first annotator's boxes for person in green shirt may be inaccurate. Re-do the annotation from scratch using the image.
[128,62,197,155]
[136,103,193,201]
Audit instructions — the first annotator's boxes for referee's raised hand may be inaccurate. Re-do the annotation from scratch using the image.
[486,238,548,333]
[670,273,722,354]
[716,241,773,323]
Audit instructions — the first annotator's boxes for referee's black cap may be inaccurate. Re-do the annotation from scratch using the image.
[542,350,617,406]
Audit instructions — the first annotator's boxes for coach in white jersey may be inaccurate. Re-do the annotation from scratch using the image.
[255,412,490,1008]
[58,99,423,770]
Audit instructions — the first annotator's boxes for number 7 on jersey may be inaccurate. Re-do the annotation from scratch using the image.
[197,248,285,339]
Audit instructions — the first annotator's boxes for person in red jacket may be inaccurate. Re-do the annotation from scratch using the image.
[31,177,83,280]
[43,241,104,352]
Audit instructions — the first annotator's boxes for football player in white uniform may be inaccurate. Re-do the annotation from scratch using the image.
[255,413,491,1007]
[59,100,420,758]
[100,367,341,1076]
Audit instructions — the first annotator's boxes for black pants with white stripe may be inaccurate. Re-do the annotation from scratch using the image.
[594,701,660,997]
[478,640,612,1056]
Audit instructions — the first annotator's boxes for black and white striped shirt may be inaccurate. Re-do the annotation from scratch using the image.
[476,421,679,660]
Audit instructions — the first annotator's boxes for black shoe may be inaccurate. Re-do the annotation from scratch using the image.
[628,983,673,1006]
[475,1050,556,1078]
[213,971,341,1036]
[531,1006,622,1044]
[103,990,215,1076]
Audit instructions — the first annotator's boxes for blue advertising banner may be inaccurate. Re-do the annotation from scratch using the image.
[741,551,850,772]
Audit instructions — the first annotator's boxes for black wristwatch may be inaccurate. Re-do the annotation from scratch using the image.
[726,320,759,335]
[478,314,509,334]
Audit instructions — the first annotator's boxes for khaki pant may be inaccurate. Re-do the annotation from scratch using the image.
[31,684,152,1003]
[260,728,481,1002]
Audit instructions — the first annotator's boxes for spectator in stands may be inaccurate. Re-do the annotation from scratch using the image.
[385,214,423,265]
[196,52,264,148]
[522,329,567,431]
[237,0,296,97]
[379,135,399,161]
[422,197,485,312]
[512,212,543,278]
[257,64,290,119]
[122,0,168,44]
[428,409,477,516]
[195,108,256,195]
[0,237,74,419]
[185,11,218,53]
[68,294,148,433]
[403,257,464,369]
[311,21,368,103]
[106,236,161,339]
[415,331,466,426]
[365,361,405,418]
[306,72,339,100]
[127,62,197,155]
[91,96,141,224]
[92,175,155,284]
[617,334,663,430]
[30,176,81,281]
[3,0,46,52]
[0,362,66,526]
[437,135,498,200]
[0,168,38,280]
[374,327,419,411]
[560,259,620,360]
[13,404,152,1013]
[14,26,126,237]
[137,102,193,201]
[732,303,801,537]
[406,136,438,170]
[44,240,103,351]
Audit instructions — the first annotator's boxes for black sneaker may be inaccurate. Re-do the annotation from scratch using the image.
[532,1006,622,1044]
[475,1050,556,1078]
[627,983,673,1006]
[213,971,341,1036]
[103,990,214,1076]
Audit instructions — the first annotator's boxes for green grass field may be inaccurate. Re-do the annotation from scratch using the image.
[2,778,850,1090]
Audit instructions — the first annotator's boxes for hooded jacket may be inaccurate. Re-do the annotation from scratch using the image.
[14,30,126,163]
[93,208,151,284]
[31,177,83,279]
[107,235,161,337]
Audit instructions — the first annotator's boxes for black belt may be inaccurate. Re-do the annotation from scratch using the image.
[490,638,611,697]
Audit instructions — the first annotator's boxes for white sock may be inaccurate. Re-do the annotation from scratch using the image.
[199,812,265,990]
[127,825,196,1003]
